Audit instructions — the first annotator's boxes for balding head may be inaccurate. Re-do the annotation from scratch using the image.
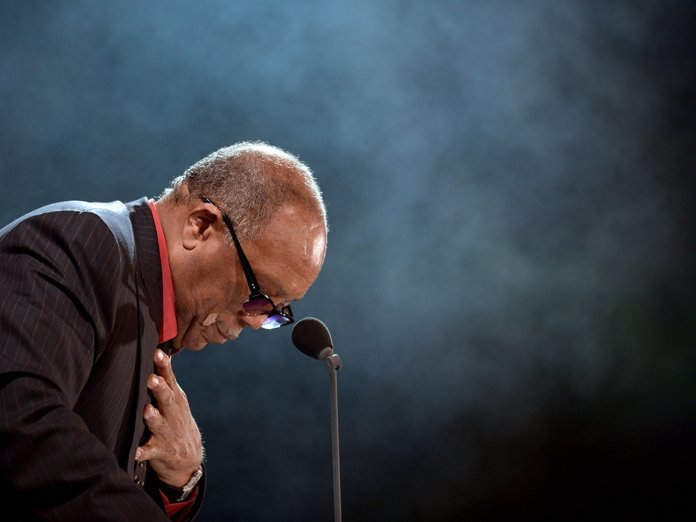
[156,142,329,351]
[162,141,327,241]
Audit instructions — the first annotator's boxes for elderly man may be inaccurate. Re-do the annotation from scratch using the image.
[0,142,328,521]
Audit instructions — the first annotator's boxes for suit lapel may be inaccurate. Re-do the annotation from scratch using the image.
[125,198,165,485]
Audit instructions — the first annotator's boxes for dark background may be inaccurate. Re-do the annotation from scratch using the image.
[1,1,695,520]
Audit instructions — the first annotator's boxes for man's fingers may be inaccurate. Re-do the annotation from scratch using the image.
[153,349,177,389]
[147,372,176,406]
[135,442,160,462]
[143,403,165,432]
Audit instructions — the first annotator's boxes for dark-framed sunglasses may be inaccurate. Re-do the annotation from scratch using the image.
[202,196,294,329]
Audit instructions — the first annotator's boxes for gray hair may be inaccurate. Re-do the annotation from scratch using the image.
[162,141,327,240]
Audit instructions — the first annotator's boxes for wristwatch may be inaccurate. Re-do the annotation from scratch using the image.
[178,467,203,501]
[161,467,204,502]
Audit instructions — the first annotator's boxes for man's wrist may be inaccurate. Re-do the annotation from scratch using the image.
[159,466,203,502]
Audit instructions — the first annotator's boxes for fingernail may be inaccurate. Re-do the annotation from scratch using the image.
[156,350,164,361]
[150,376,159,386]
[135,449,142,460]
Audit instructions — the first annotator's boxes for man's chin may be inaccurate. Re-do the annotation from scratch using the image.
[178,331,208,351]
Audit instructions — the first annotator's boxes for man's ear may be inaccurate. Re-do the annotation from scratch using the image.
[181,206,219,251]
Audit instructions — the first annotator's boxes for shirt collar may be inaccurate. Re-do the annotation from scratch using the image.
[148,199,178,346]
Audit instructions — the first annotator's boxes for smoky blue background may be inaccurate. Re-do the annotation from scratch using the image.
[1,1,695,520]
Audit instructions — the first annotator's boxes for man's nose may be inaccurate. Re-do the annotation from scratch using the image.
[241,314,266,330]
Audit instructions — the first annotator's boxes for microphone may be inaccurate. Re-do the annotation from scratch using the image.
[291,317,343,522]
[292,317,342,371]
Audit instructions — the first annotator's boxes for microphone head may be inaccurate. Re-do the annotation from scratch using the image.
[292,317,333,359]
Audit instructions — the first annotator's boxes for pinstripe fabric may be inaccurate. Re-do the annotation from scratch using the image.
[0,198,203,521]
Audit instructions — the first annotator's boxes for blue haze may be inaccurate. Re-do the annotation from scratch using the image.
[1,1,694,520]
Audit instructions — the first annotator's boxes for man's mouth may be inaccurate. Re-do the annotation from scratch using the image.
[212,322,239,343]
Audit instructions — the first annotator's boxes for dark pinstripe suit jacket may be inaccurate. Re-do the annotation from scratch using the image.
[0,198,203,521]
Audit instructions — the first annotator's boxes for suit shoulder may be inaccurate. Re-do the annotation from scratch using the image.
[0,200,138,261]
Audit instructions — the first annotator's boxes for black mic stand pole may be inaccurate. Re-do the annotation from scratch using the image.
[318,347,342,522]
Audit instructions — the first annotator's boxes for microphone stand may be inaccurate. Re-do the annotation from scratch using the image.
[319,347,343,522]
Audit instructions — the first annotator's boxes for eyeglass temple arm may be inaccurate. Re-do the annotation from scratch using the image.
[201,196,262,295]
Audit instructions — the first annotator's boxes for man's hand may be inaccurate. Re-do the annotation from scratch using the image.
[135,349,203,487]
